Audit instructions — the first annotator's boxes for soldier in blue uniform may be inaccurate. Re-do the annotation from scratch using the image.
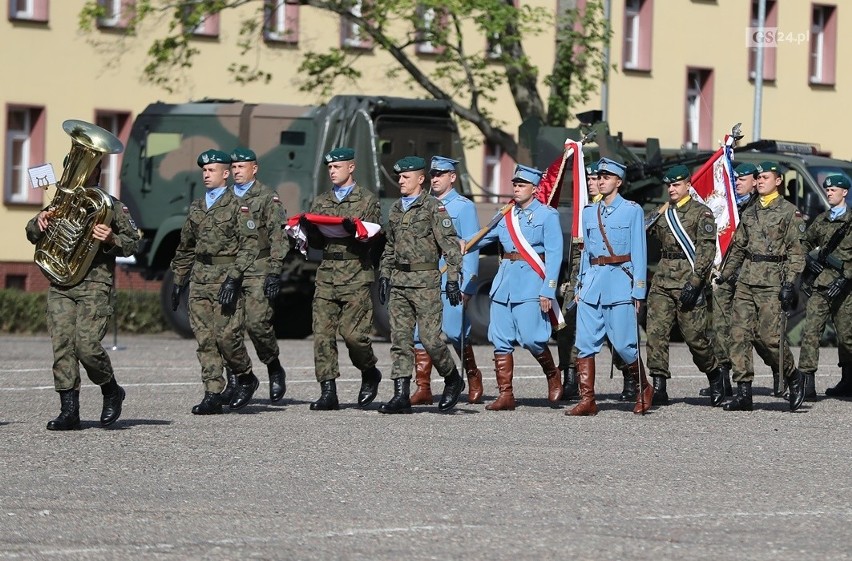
[411,156,484,405]
[569,158,653,416]
[464,164,564,411]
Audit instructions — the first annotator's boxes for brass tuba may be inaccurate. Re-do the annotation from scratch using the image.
[34,119,124,287]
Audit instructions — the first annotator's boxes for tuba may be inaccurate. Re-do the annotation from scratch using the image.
[34,119,124,287]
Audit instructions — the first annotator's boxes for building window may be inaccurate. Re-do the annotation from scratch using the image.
[182,2,220,37]
[684,68,714,151]
[810,5,837,85]
[483,142,514,203]
[8,0,48,22]
[4,106,46,205]
[94,110,131,197]
[341,0,372,50]
[747,0,777,81]
[97,0,135,29]
[264,0,299,44]
[415,5,445,55]
[622,0,652,71]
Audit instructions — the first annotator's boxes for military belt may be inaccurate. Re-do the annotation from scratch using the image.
[747,252,786,263]
[196,254,237,265]
[394,262,438,272]
[590,254,631,266]
[503,251,545,262]
[662,251,687,259]
[323,250,361,261]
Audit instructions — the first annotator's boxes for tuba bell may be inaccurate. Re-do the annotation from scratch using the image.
[34,119,124,287]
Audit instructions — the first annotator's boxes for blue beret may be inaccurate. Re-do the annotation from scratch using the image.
[585,161,599,176]
[756,161,784,174]
[597,157,626,179]
[197,149,231,168]
[662,164,691,184]
[511,164,544,187]
[733,163,758,178]
[823,174,851,189]
[230,147,257,162]
[393,156,426,173]
[324,147,355,163]
[430,155,459,172]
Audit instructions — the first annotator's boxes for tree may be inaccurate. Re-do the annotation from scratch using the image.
[79,0,611,160]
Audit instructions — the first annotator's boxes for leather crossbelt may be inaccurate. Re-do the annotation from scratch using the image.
[747,252,786,263]
[196,254,237,265]
[590,254,631,266]
[503,251,545,262]
[394,262,438,272]
[662,251,687,259]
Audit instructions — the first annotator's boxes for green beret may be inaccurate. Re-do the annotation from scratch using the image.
[756,161,784,175]
[733,163,758,178]
[230,147,257,162]
[393,156,426,174]
[823,174,851,189]
[585,161,599,176]
[197,149,231,168]
[324,147,355,163]
[662,164,690,184]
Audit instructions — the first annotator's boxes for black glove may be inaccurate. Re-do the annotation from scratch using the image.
[825,276,848,299]
[218,276,242,307]
[171,284,184,311]
[678,281,701,310]
[805,254,824,275]
[445,280,461,306]
[264,273,280,301]
[378,277,390,305]
[778,281,797,312]
[341,217,357,236]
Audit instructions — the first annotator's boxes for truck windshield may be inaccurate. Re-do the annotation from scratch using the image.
[808,164,852,205]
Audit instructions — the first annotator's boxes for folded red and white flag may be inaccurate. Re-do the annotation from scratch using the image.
[285,213,381,256]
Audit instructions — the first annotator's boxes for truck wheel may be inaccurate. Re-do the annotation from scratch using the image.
[467,285,491,345]
[272,297,313,339]
[370,280,391,340]
[160,270,193,339]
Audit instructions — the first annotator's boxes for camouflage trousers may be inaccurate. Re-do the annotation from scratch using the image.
[46,281,115,391]
[311,285,378,382]
[730,283,796,383]
[242,275,279,365]
[389,285,456,380]
[188,282,252,393]
[799,289,852,373]
[646,284,717,378]
[711,281,735,369]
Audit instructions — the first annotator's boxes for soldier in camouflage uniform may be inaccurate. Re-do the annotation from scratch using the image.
[799,174,852,398]
[26,161,142,431]
[300,147,382,411]
[645,165,727,407]
[229,147,287,404]
[170,149,260,415]
[719,161,807,411]
[378,156,465,414]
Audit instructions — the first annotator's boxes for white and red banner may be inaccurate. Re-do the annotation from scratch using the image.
[688,134,738,265]
[285,213,381,256]
[536,139,587,240]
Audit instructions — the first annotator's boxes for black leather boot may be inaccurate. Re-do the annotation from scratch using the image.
[706,367,726,407]
[619,371,637,401]
[651,375,669,406]
[100,378,126,426]
[192,391,223,415]
[772,369,787,398]
[723,382,753,411]
[378,378,412,414]
[438,367,465,412]
[803,371,817,401]
[788,370,805,412]
[267,359,286,403]
[357,366,382,408]
[562,366,579,401]
[46,389,80,431]
[229,372,259,410]
[826,365,852,397]
[703,365,734,397]
[220,368,237,404]
[310,380,340,411]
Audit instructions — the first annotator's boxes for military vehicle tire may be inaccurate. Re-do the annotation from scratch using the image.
[466,287,491,345]
[272,297,313,339]
[370,280,391,340]
[160,270,193,339]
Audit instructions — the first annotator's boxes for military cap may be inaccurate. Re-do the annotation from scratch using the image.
[823,174,851,190]
[430,155,459,172]
[393,156,426,173]
[197,149,231,168]
[733,163,758,178]
[597,157,626,179]
[756,161,784,175]
[324,147,355,163]
[585,160,600,176]
[230,147,257,162]
[511,164,544,186]
[662,164,691,184]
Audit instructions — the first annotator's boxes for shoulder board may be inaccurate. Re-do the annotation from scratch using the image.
[703,211,714,218]
[625,200,638,207]
[122,205,130,213]
[437,205,447,212]
[795,211,803,218]
[272,195,280,203]
[240,206,250,213]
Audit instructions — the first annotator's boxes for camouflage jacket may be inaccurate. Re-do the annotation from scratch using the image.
[722,196,805,286]
[171,188,259,286]
[25,192,142,287]
[234,180,287,277]
[309,184,381,290]
[380,192,461,288]
[648,198,716,289]
[803,208,852,287]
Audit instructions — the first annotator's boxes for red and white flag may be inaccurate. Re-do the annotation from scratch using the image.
[689,134,738,265]
[285,213,381,256]
[536,139,587,240]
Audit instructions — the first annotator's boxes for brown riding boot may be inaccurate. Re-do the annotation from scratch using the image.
[486,353,515,411]
[628,358,654,414]
[567,356,598,416]
[463,344,484,404]
[410,349,434,405]
[534,347,564,403]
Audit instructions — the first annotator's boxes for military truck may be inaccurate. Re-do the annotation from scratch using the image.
[121,95,507,341]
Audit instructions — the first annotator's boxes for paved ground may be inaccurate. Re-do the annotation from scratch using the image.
[1,333,850,560]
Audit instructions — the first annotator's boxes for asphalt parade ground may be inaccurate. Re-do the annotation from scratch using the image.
[1,333,850,561]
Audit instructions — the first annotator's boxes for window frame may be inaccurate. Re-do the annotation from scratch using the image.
[264,0,299,44]
[8,0,48,23]
[340,0,373,50]
[621,0,653,72]
[809,4,837,86]
[4,105,46,206]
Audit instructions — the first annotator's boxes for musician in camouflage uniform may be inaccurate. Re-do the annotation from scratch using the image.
[26,161,142,431]
[170,149,260,415]
[719,161,807,411]
[645,165,726,407]
[301,147,382,411]
[799,174,852,398]
[229,147,287,404]
[378,156,465,414]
